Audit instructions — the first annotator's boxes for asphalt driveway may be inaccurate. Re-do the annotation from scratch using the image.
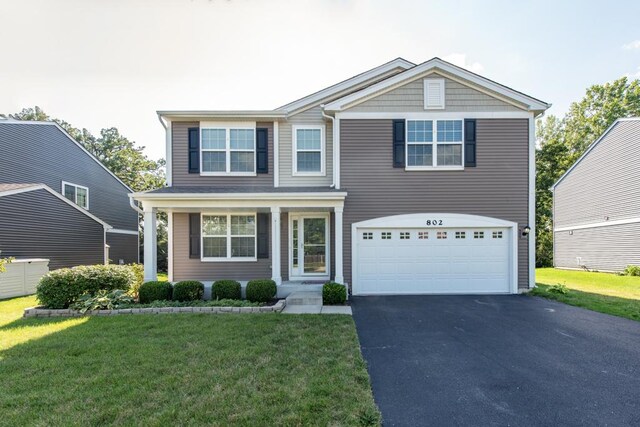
[352,295,640,426]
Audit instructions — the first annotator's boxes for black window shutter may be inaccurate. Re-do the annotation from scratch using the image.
[188,127,200,174]
[256,128,268,174]
[392,119,405,168]
[189,213,201,259]
[256,213,269,259]
[464,119,476,167]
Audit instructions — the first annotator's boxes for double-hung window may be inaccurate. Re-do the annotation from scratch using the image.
[406,119,463,169]
[62,181,89,209]
[201,126,255,175]
[293,125,324,175]
[202,214,256,260]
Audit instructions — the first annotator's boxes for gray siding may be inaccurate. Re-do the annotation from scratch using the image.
[340,119,530,289]
[279,106,334,187]
[346,73,523,113]
[554,223,640,272]
[106,233,139,264]
[171,212,272,281]
[0,122,137,231]
[0,189,104,269]
[554,120,640,229]
[171,121,274,187]
[280,212,289,281]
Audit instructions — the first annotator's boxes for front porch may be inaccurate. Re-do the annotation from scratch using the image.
[131,187,347,292]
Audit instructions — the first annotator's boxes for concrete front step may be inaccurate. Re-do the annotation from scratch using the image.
[285,291,323,306]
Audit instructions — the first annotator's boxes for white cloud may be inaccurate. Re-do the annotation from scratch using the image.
[442,53,484,73]
[622,40,640,50]
[625,66,640,79]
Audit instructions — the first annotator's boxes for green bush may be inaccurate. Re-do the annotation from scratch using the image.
[126,263,144,298]
[548,283,569,295]
[71,289,134,313]
[623,265,640,276]
[323,282,347,305]
[118,299,262,309]
[172,280,204,302]
[246,279,277,303]
[37,265,136,309]
[213,280,242,300]
[138,281,173,304]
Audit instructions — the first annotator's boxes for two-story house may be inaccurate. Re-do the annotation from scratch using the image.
[132,57,549,296]
[0,120,139,269]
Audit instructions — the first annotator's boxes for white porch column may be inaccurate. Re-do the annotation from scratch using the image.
[270,206,282,285]
[334,206,344,284]
[143,206,157,282]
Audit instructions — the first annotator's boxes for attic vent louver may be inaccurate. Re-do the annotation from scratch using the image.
[423,78,445,109]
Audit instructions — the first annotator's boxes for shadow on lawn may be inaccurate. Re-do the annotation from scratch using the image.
[531,284,640,322]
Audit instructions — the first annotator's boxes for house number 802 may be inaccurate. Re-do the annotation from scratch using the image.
[426,219,443,226]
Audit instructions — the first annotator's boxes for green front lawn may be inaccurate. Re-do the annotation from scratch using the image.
[532,268,640,321]
[0,296,379,426]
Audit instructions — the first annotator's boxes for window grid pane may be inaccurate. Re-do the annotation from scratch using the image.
[202,152,226,172]
[230,152,254,172]
[231,237,255,257]
[76,188,88,208]
[437,144,462,166]
[436,120,462,142]
[202,129,226,149]
[230,129,255,150]
[230,215,255,236]
[297,152,321,172]
[203,237,227,258]
[296,129,321,150]
[64,185,76,202]
[202,215,227,236]
[407,120,433,142]
[408,144,433,166]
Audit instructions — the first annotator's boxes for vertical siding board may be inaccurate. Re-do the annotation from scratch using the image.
[346,74,523,113]
[0,190,104,269]
[340,119,530,288]
[171,212,272,281]
[171,121,274,187]
[0,123,137,231]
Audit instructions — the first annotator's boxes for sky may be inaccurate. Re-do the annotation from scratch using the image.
[1,0,640,161]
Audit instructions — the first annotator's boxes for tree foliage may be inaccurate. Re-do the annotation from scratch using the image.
[535,77,640,266]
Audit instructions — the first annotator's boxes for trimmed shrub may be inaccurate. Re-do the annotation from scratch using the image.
[323,281,347,305]
[37,265,136,309]
[246,279,277,303]
[623,265,640,277]
[126,263,144,298]
[173,280,205,302]
[139,281,173,304]
[213,280,242,300]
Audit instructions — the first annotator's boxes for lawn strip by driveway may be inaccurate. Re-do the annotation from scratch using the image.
[0,296,379,426]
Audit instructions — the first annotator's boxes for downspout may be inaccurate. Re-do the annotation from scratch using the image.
[158,114,171,187]
[129,196,144,215]
[320,105,337,188]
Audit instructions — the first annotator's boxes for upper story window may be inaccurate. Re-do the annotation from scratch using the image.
[62,181,89,209]
[406,119,463,170]
[293,125,325,176]
[201,126,255,175]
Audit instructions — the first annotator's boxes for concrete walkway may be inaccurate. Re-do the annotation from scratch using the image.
[281,291,352,315]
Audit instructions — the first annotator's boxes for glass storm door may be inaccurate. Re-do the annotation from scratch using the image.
[291,216,328,277]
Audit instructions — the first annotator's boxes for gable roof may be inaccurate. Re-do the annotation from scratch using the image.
[323,57,551,115]
[0,183,112,228]
[277,57,415,114]
[551,118,640,190]
[0,120,133,193]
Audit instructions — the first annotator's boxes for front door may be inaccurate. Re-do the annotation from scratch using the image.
[290,214,329,279]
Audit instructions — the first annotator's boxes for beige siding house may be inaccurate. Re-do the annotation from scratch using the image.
[132,57,549,296]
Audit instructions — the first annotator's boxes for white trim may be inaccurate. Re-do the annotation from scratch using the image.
[554,217,640,232]
[324,58,550,112]
[336,111,535,120]
[106,228,139,235]
[131,191,347,201]
[165,119,172,186]
[423,78,445,109]
[334,206,344,284]
[0,120,133,193]
[200,124,257,176]
[288,212,331,281]
[0,183,111,229]
[273,121,280,187]
[405,119,464,170]
[158,110,287,120]
[292,125,326,176]
[278,58,415,113]
[270,207,282,285]
[334,117,341,189]
[140,198,345,211]
[167,210,174,282]
[143,207,157,282]
[200,212,258,262]
[552,118,640,190]
[104,228,108,265]
[351,213,519,295]
[61,180,89,210]
[528,117,536,288]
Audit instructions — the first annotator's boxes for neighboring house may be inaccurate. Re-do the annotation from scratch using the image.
[132,57,549,295]
[552,118,640,272]
[0,121,139,269]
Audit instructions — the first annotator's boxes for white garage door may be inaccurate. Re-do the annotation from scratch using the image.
[352,214,516,295]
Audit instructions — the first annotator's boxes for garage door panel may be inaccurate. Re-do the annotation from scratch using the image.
[355,225,512,295]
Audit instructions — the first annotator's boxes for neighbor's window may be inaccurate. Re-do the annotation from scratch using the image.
[407,120,463,168]
[202,214,256,260]
[293,126,324,175]
[201,127,255,174]
[62,182,89,209]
